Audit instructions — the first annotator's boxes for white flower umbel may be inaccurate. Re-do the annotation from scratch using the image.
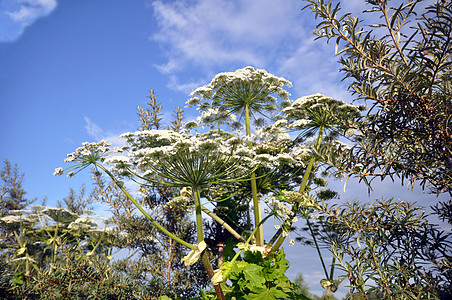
[114,129,255,190]
[55,140,111,177]
[283,93,366,142]
[188,67,293,247]
[187,66,292,129]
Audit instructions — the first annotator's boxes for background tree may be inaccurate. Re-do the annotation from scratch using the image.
[0,158,36,217]
[303,0,452,298]
[57,184,93,215]
[294,273,315,298]
[0,167,131,299]
[305,0,451,195]
[305,0,452,196]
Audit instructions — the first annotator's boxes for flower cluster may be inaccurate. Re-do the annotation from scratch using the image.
[264,195,296,223]
[189,66,292,102]
[184,107,240,130]
[54,140,111,177]
[119,130,248,165]
[283,93,366,137]
[114,128,307,178]
[280,190,317,208]
[64,140,111,163]
[107,130,259,189]
[187,66,292,129]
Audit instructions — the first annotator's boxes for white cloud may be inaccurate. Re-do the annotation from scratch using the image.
[149,0,362,103]
[83,117,126,148]
[150,0,315,90]
[0,0,57,42]
[151,0,267,73]
[276,37,352,101]
[150,0,431,106]
[167,74,205,94]
[84,116,103,140]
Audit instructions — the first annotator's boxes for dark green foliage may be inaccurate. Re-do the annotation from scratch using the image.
[316,198,452,299]
[208,249,311,300]
[0,158,35,217]
[303,1,452,297]
[305,0,452,195]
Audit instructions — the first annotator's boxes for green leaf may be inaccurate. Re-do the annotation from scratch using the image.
[15,247,26,256]
[246,291,277,300]
[247,286,289,300]
[242,264,265,291]
[12,272,24,285]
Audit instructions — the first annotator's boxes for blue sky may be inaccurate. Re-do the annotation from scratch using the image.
[0,0,447,297]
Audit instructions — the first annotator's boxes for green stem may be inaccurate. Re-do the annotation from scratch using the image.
[245,104,263,246]
[193,187,204,243]
[88,230,106,255]
[230,213,273,263]
[201,205,245,242]
[95,163,196,250]
[306,216,329,280]
[329,256,336,282]
[323,256,336,299]
[299,126,324,193]
[267,126,324,251]
[194,190,224,299]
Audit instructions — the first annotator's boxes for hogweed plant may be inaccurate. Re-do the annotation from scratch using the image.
[55,68,364,299]
[0,204,126,298]
[188,66,292,247]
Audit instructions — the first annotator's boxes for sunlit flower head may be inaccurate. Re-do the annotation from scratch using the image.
[187,66,292,129]
[54,140,111,178]
[283,93,366,142]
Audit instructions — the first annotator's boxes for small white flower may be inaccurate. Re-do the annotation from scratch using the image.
[289,239,295,246]
[81,149,91,156]
[53,167,63,176]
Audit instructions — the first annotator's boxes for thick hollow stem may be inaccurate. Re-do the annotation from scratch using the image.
[245,104,264,246]
[192,187,205,243]
[201,251,225,300]
[201,205,245,242]
[95,163,196,250]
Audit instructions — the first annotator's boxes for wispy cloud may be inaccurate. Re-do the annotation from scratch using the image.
[83,117,126,148]
[0,0,57,42]
[149,0,357,101]
[151,0,292,73]
[84,116,104,141]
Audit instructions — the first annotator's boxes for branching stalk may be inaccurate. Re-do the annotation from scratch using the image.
[94,163,196,250]
[245,104,264,246]
[201,205,245,242]
[268,126,324,251]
